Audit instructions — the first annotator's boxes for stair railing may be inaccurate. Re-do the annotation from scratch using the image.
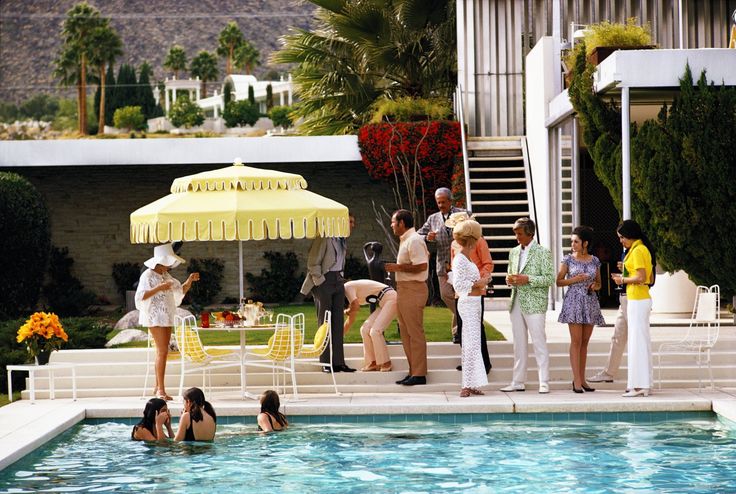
[454,85,472,211]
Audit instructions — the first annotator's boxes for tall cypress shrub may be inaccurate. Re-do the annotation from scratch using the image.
[0,173,51,317]
[137,61,157,119]
[569,49,736,293]
[115,64,138,110]
[223,80,233,110]
[248,85,255,105]
[104,64,116,126]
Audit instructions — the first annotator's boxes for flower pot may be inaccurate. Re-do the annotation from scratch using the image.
[34,349,52,366]
[587,45,656,66]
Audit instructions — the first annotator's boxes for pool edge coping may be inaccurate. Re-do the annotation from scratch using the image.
[2,390,736,471]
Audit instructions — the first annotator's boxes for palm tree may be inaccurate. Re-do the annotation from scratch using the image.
[164,45,187,79]
[190,51,219,98]
[217,21,244,75]
[272,0,456,135]
[233,40,260,75]
[88,24,123,134]
[55,1,105,135]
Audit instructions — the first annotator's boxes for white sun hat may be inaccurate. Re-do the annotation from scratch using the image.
[444,211,475,228]
[144,243,186,269]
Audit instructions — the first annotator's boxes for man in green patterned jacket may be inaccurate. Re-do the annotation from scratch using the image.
[501,217,555,394]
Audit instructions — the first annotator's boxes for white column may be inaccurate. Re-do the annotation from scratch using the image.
[172,88,178,104]
[287,74,293,106]
[196,87,201,101]
[621,86,631,220]
[213,90,219,118]
[165,88,170,113]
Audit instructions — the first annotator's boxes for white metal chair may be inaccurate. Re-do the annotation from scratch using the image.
[174,315,241,397]
[247,313,304,400]
[657,284,721,390]
[295,310,340,395]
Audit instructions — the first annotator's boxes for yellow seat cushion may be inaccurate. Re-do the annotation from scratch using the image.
[313,322,329,349]
[299,322,329,358]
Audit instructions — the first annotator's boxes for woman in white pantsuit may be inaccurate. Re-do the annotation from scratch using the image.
[450,219,490,397]
[611,220,656,397]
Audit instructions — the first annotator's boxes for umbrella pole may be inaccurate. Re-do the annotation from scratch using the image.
[239,240,247,398]
[239,240,244,301]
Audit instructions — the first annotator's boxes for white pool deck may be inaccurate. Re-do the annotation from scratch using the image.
[2,308,736,471]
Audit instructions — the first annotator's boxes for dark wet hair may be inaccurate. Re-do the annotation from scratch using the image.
[133,398,167,439]
[260,390,288,427]
[572,225,594,253]
[393,209,414,229]
[183,387,217,423]
[617,219,657,285]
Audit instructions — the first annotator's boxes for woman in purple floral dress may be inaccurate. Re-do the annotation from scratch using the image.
[556,226,605,393]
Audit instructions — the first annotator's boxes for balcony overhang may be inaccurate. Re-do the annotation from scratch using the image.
[594,48,736,96]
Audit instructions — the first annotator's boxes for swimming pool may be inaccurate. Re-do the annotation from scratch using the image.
[1,412,734,493]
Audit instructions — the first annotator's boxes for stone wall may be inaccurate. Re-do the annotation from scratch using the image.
[7,161,397,304]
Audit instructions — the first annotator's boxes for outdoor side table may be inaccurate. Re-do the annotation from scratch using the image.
[6,363,77,404]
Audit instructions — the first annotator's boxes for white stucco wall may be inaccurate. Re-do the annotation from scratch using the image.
[0,135,361,167]
[524,36,558,251]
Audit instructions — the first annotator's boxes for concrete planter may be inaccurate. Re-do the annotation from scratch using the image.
[649,270,697,314]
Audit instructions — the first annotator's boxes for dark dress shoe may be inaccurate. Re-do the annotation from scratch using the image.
[452,334,461,344]
[402,376,427,386]
[456,365,462,371]
[334,364,356,373]
[396,375,411,385]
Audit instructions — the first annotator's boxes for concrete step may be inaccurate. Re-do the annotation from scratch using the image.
[18,338,736,400]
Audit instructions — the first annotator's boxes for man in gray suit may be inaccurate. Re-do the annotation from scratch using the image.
[300,215,356,373]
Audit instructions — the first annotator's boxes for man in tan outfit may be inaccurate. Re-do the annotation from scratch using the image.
[385,209,429,386]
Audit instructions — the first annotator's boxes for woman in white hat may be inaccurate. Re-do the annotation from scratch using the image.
[135,243,199,401]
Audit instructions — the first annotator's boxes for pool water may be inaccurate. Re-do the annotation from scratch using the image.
[1,414,736,493]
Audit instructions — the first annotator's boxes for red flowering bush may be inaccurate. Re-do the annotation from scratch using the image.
[450,158,466,209]
[358,121,462,207]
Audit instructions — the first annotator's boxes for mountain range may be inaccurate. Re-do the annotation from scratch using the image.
[0,0,316,103]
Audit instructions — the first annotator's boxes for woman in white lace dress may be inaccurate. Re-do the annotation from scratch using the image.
[450,219,490,397]
[135,243,199,401]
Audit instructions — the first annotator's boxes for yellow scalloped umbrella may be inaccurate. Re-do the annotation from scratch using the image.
[130,159,350,298]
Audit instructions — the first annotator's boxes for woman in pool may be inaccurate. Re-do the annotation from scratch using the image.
[132,398,174,441]
[174,387,217,441]
[257,390,288,432]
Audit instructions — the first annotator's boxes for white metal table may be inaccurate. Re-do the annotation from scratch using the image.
[6,363,77,404]
[194,323,277,400]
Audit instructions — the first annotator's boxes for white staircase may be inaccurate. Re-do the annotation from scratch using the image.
[465,136,530,300]
[17,337,736,399]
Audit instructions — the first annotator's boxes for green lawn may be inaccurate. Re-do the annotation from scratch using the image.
[115,303,505,347]
[0,392,21,406]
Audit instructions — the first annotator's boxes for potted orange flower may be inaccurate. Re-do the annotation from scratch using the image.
[16,312,69,365]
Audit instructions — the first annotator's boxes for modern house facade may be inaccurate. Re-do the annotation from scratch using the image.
[456,0,736,309]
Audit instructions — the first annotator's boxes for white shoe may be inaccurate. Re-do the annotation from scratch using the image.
[588,371,614,383]
[621,388,650,397]
[500,384,525,392]
[538,383,550,394]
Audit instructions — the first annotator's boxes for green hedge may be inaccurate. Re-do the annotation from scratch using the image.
[568,45,736,293]
[0,173,51,318]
